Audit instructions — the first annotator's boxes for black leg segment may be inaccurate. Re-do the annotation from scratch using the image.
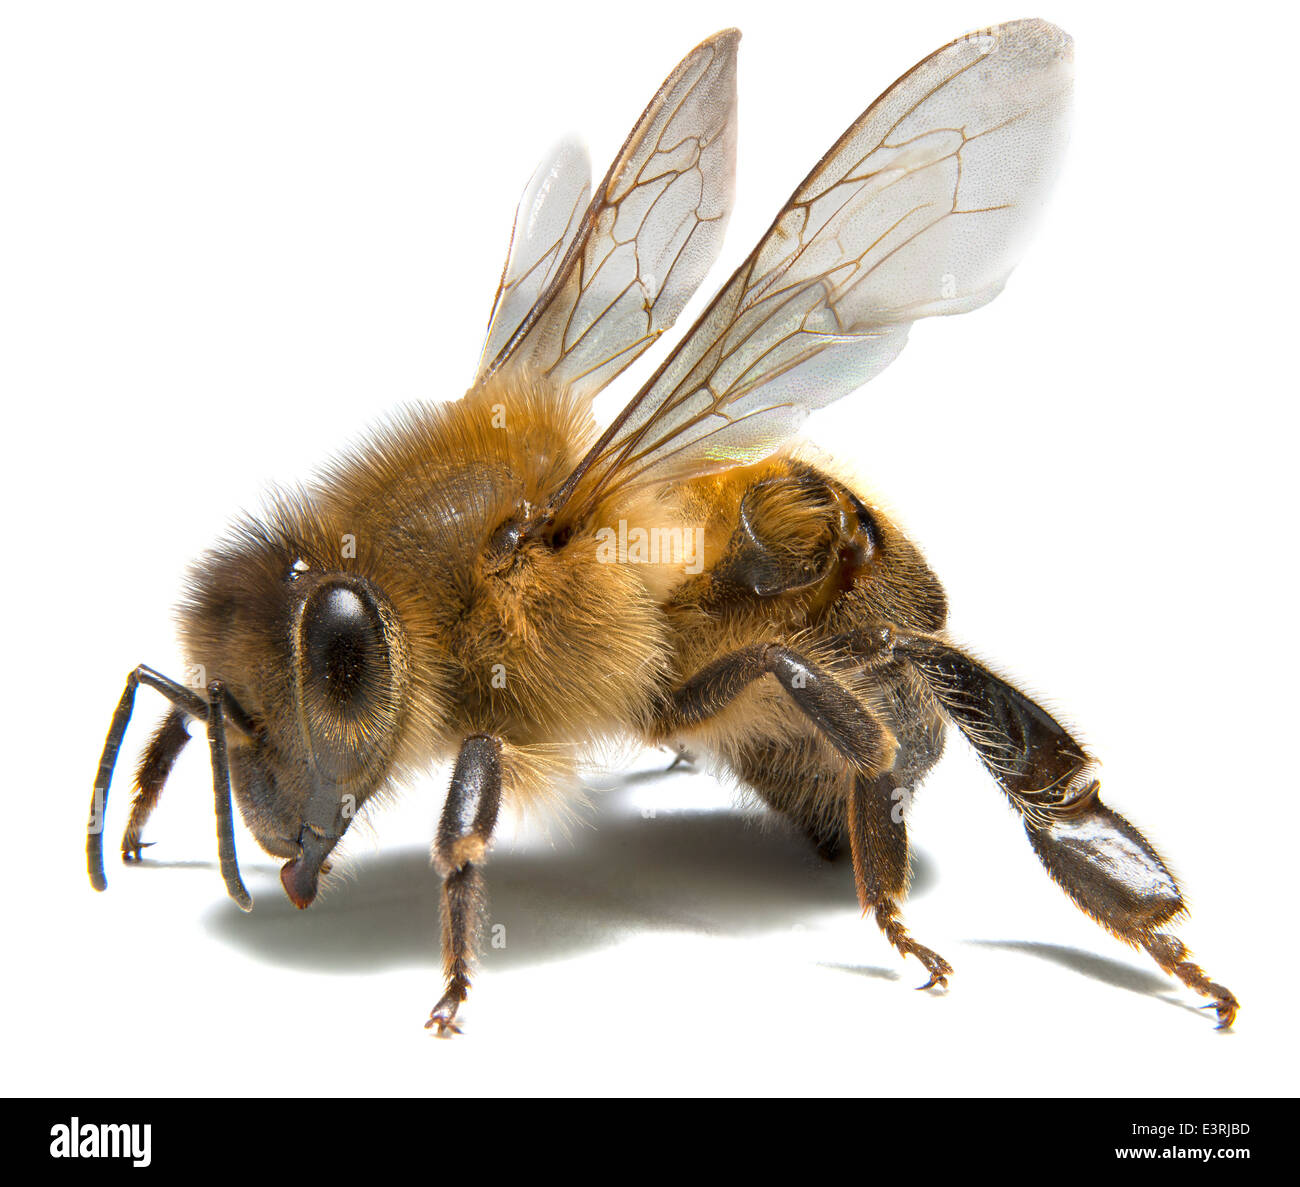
[839,625,1239,1026]
[663,642,888,776]
[427,733,503,1036]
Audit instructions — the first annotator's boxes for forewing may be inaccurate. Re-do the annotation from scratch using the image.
[477,139,592,376]
[477,29,740,404]
[549,19,1072,521]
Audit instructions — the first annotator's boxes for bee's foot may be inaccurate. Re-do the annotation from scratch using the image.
[917,968,949,992]
[1203,987,1239,1030]
[664,745,697,772]
[425,985,468,1037]
[904,943,952,992]
[121,839,154,863]
[876,906,952,992]
[1145,937,1239,1030]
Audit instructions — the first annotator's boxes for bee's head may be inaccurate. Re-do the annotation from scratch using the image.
[177,502,412,908]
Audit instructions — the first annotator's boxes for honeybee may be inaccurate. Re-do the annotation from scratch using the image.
[87,18,1238,1033]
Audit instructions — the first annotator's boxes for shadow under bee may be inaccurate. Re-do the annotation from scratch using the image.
[147,769,1211,1021]
[965,940,1225,1024]
[200,786,936,977]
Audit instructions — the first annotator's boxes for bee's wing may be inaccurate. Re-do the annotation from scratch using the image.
[546,19,1072,524]
[477,139,593,376]
[475,29,740,403]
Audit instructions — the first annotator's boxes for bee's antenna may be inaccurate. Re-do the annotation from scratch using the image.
[89,667,205,891]
[87,672,144,892]
[204,682,253,912]
[88,666,254,911]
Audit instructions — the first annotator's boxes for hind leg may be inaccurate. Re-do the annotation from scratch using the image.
[1024,803,1238,1026]
[846,626,1239,1026]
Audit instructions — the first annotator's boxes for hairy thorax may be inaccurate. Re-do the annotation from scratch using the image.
[315,378,680,756]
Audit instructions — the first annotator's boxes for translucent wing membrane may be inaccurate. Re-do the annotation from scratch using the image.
[476,29,740,404]
[478,139,593,375]
[547,19,1073,524]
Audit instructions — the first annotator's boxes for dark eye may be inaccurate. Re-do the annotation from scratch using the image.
[303,584,382,708]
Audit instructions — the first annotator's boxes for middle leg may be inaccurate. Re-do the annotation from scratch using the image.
[848,770,951,989]
[659,643,952,985]
[730,721,952,987]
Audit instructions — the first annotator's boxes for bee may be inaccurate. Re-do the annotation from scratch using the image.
[87,19,1238,1033]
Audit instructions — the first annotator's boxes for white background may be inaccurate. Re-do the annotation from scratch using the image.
[3,0,1296,1096]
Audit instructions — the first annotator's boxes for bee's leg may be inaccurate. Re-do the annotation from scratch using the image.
[729,730,951,982]
[121,709,192,862]
[849,770,952,990]
[847,627,1239,1026]
[840,653,952,985]
[662,646,955,981]
[661,643,892,776]
[427,734,503,1037]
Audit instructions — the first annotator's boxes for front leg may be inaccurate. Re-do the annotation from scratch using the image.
[427,734,502,1037]
[122,709,192,862]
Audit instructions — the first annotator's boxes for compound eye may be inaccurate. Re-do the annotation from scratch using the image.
[302,583,383,708]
